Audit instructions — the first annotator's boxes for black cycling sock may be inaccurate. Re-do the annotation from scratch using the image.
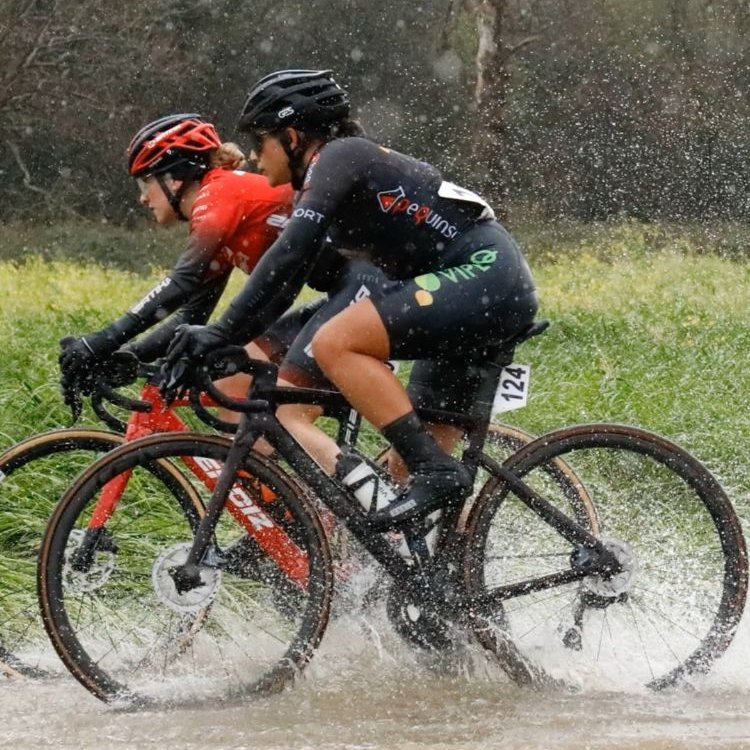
[371,411,472,530]
[381,411,454,474]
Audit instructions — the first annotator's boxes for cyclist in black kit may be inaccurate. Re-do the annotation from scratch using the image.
[167,69,538,529]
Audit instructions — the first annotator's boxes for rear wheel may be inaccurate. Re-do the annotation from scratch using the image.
[464,424,747,690]
[0,429,130,677]
[38,432,333,706]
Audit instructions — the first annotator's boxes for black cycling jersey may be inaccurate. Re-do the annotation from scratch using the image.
[217,137,496,343]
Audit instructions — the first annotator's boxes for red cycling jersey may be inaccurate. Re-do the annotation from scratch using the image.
[94,168,294,360]
[190,168,293,275]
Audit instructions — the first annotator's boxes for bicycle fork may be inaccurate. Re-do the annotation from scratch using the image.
[169,413,265,594]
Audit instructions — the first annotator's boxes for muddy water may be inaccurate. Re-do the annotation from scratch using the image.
[3,610,750,750]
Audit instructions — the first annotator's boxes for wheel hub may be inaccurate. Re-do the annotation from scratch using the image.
[62,529,114,593]
[582,537,638,598]
[152,542,221,613]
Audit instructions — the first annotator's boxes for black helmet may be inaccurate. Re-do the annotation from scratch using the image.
[127,113,221,179]
[237,69,350,132]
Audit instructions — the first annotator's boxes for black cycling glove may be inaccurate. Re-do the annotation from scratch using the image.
[164,323,234,365]
[59,331,118,377]
[160,323,234,401]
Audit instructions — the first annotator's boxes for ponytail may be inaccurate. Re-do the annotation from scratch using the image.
[329,118,367,139]
[209,142,247,170]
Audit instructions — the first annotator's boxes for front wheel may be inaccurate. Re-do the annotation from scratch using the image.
[463,423,748,690]
[38,432,334,706]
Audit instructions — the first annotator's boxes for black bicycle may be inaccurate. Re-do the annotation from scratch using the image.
[0,352,550,679]
[37,326,746,705]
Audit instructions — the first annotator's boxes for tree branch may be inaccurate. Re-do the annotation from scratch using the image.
[5,139,49,196]
[506,34,540,56]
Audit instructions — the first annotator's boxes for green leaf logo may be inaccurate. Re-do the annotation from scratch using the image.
[414,273,441,292]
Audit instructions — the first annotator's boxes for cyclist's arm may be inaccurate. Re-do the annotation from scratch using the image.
[87,231,233,352]
[130,273,300,362]
[127,273,229,362]
[216,143,359,342]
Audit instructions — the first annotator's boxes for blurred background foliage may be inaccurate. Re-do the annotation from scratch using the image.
[0,0,748,226]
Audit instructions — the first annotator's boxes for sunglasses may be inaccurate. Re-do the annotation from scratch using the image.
[246,129,278,155]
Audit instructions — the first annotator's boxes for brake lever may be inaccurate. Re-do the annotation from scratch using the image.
[63,387,83,425]
[159,358,195,405]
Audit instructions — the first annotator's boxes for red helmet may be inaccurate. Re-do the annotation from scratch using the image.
[127,114,222,178]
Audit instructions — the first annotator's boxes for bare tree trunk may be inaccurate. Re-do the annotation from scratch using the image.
[465,0,510,218]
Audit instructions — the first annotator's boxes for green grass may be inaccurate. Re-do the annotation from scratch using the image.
[0,222,748,499]
[524,246,750,495]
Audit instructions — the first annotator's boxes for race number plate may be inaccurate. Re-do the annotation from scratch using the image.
[492,364,531,414]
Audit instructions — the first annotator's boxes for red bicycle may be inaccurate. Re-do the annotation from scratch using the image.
[0,355,544,678]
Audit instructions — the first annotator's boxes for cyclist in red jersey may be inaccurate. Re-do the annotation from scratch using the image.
[58,112,386,454]
[59,114,295,412]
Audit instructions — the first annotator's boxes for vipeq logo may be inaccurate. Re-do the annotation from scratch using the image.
[412,248,498,307]
[376,185,459,240]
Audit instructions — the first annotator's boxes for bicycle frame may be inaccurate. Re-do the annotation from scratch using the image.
[82,377,363,586]
[168,360,623,609]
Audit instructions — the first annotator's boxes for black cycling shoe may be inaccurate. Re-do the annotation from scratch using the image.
[368,463,473,531]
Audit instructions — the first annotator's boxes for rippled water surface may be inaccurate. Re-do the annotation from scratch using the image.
[4,610,750,750]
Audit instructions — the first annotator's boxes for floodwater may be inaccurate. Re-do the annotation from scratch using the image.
[3,606,750,750]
